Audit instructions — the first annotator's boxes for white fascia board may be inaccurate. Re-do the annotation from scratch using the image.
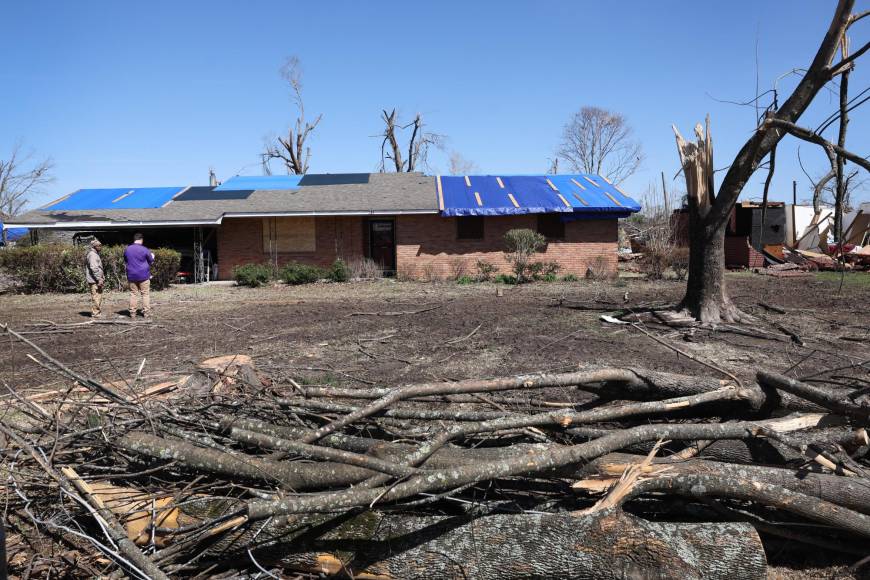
[4,219,221,229]
[219,209,439,220]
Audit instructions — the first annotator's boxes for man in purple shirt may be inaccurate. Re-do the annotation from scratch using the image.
[124,233,155,317]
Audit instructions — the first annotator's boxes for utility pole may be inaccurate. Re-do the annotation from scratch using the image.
[661,171,670,215]
[792,180,797,247]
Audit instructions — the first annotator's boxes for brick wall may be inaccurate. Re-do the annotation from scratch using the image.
[216,217,365,280]
[724,235,765,269]
[395,214,618,279]
[216,214,620,280]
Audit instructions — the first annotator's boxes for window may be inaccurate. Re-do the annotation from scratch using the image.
[456,216,484,240]
[262,217,316,253]
[537,214,565,240]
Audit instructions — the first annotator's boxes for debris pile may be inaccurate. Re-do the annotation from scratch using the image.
[2,324,869,579]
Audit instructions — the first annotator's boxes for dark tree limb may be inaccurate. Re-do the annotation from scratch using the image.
[624,474,870,539]
[580,453,870,513]
[763,118,870,172]
[116,432,379,490]
[757,370,870,419]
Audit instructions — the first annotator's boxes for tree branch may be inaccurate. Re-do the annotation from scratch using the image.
[764,118,870,172]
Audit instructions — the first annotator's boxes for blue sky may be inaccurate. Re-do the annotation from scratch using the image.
[2,1,867,208]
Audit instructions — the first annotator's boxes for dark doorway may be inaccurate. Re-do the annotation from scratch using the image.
[368,219,396,274]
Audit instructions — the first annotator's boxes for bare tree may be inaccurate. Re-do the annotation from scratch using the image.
[262,56,322,175]
[447,151,478,175]
[558,106,643,183]
[379,109,443,172]
[0,142,54,244]
[673,0,868,324]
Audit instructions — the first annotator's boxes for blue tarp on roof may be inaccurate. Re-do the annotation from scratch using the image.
[214,175,303,191]
[438,174,641,217]
[0,222,29,243]
[43,187,185,211]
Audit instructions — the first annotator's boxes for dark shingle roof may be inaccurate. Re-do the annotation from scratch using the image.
[9,173,438,227]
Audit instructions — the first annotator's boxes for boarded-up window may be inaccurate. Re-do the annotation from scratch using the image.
[537,214,565,240]
[262,217,316,253]
[456,216,484,240]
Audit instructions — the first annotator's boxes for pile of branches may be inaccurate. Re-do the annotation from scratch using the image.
[2,324,869,579]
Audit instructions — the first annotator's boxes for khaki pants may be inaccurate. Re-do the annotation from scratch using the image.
[89,283,103,317]
[129,279,151,316]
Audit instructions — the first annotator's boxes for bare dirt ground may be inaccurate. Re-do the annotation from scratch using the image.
[1,273,868,395]
[1,273,869,578]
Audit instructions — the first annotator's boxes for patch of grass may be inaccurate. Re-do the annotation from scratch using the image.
[493,273,518,285]
[561,274,580,282]
[296,374,340,387]
[815,271,870,287]
[456,275,475,285]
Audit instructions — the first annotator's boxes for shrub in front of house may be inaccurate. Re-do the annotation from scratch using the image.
[475,259,497,281]
[281,262,327,285]
[562,273,580,282]
[503,228,546,283]
[456,275,475,285]
[329,259,351,282]
[233,263,274,287]
[0,244,182,293]
[493,273,518,285]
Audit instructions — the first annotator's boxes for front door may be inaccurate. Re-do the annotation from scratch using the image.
[368,219,396,274]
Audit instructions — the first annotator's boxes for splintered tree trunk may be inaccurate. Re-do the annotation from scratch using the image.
[674,121,751,324]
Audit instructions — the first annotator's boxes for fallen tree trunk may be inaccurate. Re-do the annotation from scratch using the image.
[247,510,767,580]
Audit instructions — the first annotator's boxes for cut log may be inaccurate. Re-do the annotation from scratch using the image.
[259,510,767,580]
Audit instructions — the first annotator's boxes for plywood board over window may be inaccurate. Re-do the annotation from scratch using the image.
[262,217,316,253]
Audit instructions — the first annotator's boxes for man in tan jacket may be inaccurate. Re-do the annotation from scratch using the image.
[84,239,105,318]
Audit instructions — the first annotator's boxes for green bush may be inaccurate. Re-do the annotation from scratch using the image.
[456,275,475,285]
[329,259,351,282]
[503,228,546,282]
[233,263,274,287]
[493,273,518,285]
[281,262,327,285]
[541,273,558,282]
[0,244,181,293]
[562,273,580,282]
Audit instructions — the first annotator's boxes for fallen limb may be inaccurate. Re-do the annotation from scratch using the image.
[758,370,870,419]
[623,473,870,539]
[246,422,775,520]
[577,453,870,513]
[116,432,378,490]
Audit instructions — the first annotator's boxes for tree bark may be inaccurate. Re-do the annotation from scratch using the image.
[250,510,766,580]
[116,432,379,490]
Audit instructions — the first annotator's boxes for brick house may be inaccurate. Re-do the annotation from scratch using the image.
[5,172,640,280]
